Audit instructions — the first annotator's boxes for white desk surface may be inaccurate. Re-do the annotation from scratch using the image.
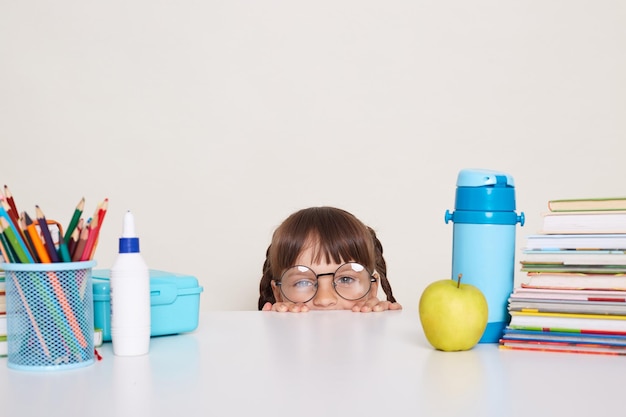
[1,310,624,417]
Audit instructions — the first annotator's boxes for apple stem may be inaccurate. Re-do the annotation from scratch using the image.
[457,273,462,288]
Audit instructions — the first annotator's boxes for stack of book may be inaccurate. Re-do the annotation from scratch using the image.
[0,269,6,357]
[500,197,626,355]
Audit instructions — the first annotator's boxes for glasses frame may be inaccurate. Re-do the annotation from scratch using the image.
[274,262,377,304]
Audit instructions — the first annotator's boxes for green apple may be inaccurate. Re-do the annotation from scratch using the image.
[419,274,488,352]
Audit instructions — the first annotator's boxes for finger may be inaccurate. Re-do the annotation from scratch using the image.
[356,301,375,312]
[262,302,272,311]
[371,301,389,312]
[352,296,385,313]
[272,302,290,312]
[289,304,310,313]
[271,302,310,313]
[373,301,403,312]
[350,300,370,312]
[288,303,303,313]
[364,297,385,311]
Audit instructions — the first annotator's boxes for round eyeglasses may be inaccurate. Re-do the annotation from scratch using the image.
[274,262,377,304]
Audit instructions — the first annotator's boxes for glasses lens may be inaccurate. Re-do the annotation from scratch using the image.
[333,263,372,300]
[280,265,318,303]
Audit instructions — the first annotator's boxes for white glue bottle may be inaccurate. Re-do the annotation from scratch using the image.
[110,210,151,356]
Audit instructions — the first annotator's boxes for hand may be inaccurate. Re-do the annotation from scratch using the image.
[261,301,310,313]
[351,297,403,313]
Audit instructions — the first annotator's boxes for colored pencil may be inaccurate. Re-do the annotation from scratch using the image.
[23,211,51,263]
[57,232,72,262]
[71,226,89,262]
[0,217,31,263]
[88,198,108,260]
[20,212,41,263]
[70,218,84,258]
[67,227,79,259]
[77,217,85,231]
[79,214,99,261]
[1,200,31,259]
[63,197,84,245]
[1,199,19,227]
[0,231,16,262]
[3,185,19,215]
[35,205,60,263]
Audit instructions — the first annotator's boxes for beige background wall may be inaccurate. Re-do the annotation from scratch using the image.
[1,1,624,311]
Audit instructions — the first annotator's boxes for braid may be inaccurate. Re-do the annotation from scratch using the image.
[258,244,276,310]
[368,227,397,303]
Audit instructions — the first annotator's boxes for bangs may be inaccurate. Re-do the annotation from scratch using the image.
[307,226,372,267]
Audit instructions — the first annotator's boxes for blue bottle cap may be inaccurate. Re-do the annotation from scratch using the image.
[455,168,516,212]
[119,237,140,253]
[445,168,524,225]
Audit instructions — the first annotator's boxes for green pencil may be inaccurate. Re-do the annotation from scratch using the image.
[0,217,31,263]
[0,231,17,262]
[57,233,72,263]
[64,197,85,244]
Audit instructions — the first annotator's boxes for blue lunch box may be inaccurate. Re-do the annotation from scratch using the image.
[92,269,204,342]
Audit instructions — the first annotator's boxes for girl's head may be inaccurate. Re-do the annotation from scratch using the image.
[258,206,397,310]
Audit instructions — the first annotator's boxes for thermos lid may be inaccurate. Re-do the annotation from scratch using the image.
[454,168,516,212]
[445,168,524,226]
[456,168,515,188]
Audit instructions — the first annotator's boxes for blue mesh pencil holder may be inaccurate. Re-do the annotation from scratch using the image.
[3,260,96,371]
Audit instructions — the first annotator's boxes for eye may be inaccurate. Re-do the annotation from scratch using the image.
[335,275,356,287]
[293,279,316,289]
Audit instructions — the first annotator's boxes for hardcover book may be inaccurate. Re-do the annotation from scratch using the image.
[548,197,626,212]
[502,328,626,346]
[510,287,626,302]
[521,272,626,290]
[520,249,626,266]
[500,338,626,355]
[508,299,626,315]
[541,211,626,234]
[524,234,626,250]
[520,264,626,274]
[509,310,626,333]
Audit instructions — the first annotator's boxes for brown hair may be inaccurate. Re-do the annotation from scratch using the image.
[258,206,397,309]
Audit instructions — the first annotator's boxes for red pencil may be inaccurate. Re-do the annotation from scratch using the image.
[3,185,19,215]
[97,198,108,226]
[79,214,99,261]
[1,199,24,243]
[88,198,108,259]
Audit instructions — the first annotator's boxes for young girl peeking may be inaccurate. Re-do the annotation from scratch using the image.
[258,206,402,313]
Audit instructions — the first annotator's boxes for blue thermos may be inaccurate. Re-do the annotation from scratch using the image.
[445,168,524,343]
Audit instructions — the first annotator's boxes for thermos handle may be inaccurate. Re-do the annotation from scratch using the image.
[445,209,525,226]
